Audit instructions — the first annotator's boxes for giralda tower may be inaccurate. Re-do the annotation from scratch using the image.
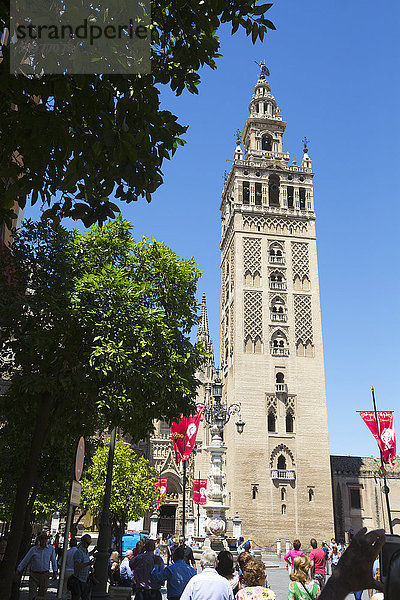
[220,66,334,543]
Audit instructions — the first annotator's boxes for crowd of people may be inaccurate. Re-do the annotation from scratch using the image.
[10,527,387,600]
[102,530,385,600]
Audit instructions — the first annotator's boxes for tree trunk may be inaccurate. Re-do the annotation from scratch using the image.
[10,515,33,600]
[70,509,86,539]
[0,393,52,600]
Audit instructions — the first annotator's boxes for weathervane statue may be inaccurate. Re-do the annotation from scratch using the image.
[255,60,270,78]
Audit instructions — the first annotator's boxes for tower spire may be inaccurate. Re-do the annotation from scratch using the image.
[197,293,215,374]
[197,292,210,342]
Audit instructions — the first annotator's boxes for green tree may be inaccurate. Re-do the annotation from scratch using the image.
[0,217,205,597]
[0,1,275,228]
[81,439,157,550]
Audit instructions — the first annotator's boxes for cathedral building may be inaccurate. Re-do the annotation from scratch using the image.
[146,68,399,545]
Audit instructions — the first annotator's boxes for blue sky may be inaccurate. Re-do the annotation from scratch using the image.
[26,0,400,457]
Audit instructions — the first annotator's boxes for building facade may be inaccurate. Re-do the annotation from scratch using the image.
[217,70,334,545]
[331,455,400,540]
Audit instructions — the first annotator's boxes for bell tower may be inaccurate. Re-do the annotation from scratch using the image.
[220,65,334,543]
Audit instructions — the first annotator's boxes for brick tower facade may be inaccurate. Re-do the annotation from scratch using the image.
[219,68,334,545]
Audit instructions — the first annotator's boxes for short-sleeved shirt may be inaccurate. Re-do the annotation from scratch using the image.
[236,586,276,600]
[330,550,341,565]
[284,549,304,566]
[288,580,320,600]
[310,548,325,575]
[74,545,90,583]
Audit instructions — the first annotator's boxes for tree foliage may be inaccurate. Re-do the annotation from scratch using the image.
[81,439,157,526]
[0,1,275,227]
[0,217,205,593]
[0,217,205,437]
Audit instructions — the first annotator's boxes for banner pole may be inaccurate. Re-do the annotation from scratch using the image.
[371,386,393,533]
[197,471,200,536]
[182,460,186,536]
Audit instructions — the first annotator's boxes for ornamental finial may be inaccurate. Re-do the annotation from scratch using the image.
[254,60,270,79]
[235,129,241,144]
[302,137,310,153]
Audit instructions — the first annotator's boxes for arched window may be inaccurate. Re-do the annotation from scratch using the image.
[270,296,286,322]
[281,504,286,515]
[269,243,284,264]
[262,134,272,151]
[271,331,288,357]
[281,487,286,501]
[277,455,287,471]
[269,271,286,290]
[286,411,294,433]
[276,372,284,384]
[269,174,280,206]
[268,411,276,432]
[308,488,314,502]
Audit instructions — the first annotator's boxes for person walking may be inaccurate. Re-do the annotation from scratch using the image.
[70,534,93,600]
[130,538,164,600]
[284,540,304,574]
[152,545,196,600]
[309,538,326,589]
[236,558,276,600]
[329,544,341,572]
[288,555,320,600]
[61,537,78,598]
[16,531,58,600]
[180,549,233,600]
[174,536,196,569]
[216,551,239,596]
[166,535,175,566]
[321,542,329,575]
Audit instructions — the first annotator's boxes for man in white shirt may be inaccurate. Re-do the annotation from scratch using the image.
[16,531,57,600]
[180,549,233,600]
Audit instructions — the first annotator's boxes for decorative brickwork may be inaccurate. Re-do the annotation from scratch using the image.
[243,237,261,276]
[294,294,313,345]
[266,395,278,413]
[230,301,234,349]
[291,242,310,280]
[244,290,263,341]
[230,239,235,288]
[243,214,308,235]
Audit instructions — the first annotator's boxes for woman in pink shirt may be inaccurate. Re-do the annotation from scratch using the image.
[284,540,305,573]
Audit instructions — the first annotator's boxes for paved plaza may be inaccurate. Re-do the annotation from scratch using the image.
[19,561,371,600]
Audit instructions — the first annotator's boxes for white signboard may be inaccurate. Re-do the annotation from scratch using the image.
[70,480,82,506]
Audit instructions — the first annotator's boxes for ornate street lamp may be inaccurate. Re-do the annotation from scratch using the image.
[203,377,245,436]
[200,374,245,547]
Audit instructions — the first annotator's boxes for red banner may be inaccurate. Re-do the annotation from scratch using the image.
[193,479,207,505]
[359,411,396,466]
[170,407,203,463]
[155,478,167,509]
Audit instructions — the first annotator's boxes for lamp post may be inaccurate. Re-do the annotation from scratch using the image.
[201,374,245,547]
[203,379,245,437]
